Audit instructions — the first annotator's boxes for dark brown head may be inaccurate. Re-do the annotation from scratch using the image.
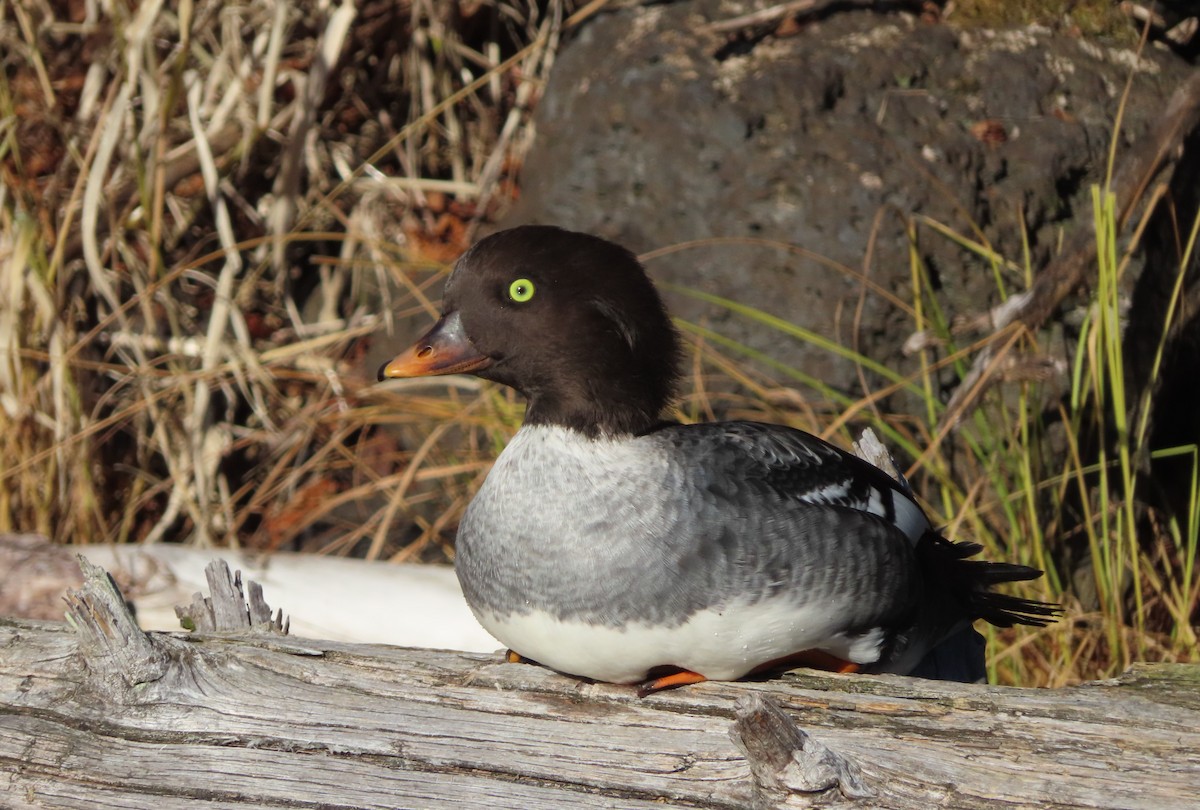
[379,226,680,437]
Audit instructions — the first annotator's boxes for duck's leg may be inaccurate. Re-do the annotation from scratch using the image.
[754,649,861,675]
[636,667,708,697]
[505,649,537,665]
[634,650,858,697]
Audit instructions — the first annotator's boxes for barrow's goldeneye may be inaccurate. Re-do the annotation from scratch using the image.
[379,225,1058,693]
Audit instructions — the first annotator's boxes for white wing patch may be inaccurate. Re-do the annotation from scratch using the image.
[805,482,851,504]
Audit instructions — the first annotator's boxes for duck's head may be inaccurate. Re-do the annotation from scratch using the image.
[378,225,681,437]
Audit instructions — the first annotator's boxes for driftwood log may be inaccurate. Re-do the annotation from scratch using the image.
[1,558,1198,809]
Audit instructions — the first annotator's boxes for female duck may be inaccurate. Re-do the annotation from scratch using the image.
[379,226,1057,693]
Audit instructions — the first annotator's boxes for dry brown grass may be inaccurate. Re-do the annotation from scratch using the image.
[2,1,1196,689]
[0,0,579,557]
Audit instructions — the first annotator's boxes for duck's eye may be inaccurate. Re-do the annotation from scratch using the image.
[508,278,535,303]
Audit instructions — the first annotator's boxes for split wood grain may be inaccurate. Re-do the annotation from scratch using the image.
[1,558,1197,809]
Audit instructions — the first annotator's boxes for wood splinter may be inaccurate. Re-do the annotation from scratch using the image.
[62,555,170,691]
[174,559,289,634]
[731,693,875,807]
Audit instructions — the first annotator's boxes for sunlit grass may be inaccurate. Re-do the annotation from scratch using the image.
[0,0,572,553]
[3,0,1196,689]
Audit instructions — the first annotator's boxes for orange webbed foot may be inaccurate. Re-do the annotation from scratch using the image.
[636,668,708,697]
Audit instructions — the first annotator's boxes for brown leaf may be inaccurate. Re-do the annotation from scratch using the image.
[970,119,1008,146]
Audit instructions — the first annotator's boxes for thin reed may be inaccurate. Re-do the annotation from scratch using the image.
[2,1,1195,688]
[0,1,573,558]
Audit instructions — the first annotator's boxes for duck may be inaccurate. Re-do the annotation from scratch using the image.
[378,225,1058,694]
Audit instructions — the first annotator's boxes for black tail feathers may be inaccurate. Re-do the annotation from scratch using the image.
[920,532,1062,629]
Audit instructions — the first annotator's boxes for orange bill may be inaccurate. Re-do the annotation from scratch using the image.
[377,311,493,380]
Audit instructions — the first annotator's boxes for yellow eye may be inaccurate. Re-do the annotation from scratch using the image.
[508,278,535,302]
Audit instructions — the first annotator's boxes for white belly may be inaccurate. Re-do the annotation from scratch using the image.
[474,599,886,683]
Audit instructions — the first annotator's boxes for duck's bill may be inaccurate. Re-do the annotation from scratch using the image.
[377,311,493,380]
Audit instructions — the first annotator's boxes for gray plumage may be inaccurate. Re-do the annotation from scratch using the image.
[456,423,941,675]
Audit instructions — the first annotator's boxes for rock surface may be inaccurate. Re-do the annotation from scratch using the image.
[500,2,1194,403]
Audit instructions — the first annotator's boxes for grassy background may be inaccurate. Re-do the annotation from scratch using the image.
[1,0,1196,687]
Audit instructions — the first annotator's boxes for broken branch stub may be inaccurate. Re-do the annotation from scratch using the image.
[731,693,875,808]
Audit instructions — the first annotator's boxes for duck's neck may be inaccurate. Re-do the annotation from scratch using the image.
[523,384,664,439]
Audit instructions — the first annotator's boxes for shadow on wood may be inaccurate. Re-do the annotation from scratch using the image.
[1,556,1197,808]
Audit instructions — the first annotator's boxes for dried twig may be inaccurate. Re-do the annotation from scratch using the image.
[1,1,571,555]
[702,0,891,35]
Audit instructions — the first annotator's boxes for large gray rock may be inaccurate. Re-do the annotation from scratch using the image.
[502,3,1193,405]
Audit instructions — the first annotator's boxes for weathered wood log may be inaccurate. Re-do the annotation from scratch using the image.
[1,558,1198,809]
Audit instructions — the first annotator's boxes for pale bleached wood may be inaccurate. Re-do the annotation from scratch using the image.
[1,559,1198,810]
[731,693,875,808]
[174,558,288,633]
